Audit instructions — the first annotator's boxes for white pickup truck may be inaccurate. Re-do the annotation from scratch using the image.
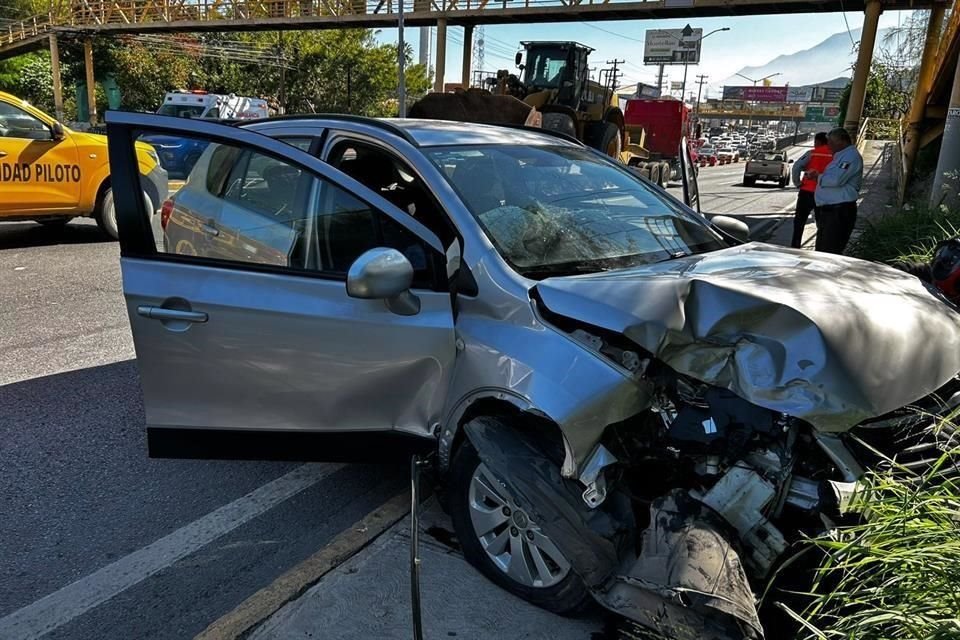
[743,151,791,187]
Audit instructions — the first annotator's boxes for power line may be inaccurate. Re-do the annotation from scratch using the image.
[579,21,645,43]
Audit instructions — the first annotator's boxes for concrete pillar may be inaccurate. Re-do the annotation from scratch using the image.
[433,18,447,92]
[83,38,97,125]
[903,5,946,180]
[930,57,960,209]
[461,25,474,88]
[49,33,64,123]
[843,0,883,139]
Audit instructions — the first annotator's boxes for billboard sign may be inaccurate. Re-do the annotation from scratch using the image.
[787,86,813,103]
[644,28,703,65]
[721,85,788,102]
[812,86,846,103]
[670,81,684,91]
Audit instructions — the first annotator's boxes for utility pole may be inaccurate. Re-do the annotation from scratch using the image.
[606,59,624,94]
[397,0,406,117]
[694,74,707,117]
[657,64,665,96]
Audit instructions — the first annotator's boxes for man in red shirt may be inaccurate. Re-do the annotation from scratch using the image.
[789,132,833,248]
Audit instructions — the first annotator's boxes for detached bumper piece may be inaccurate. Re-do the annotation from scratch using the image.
[464,418,763,640]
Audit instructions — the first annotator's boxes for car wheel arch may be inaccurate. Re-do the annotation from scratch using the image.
[439,393,574,478]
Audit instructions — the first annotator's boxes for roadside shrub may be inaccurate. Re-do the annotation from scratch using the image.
[847,200,960,266]
[779,418,960,640]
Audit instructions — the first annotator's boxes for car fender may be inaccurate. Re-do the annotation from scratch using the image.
[439,309,651,479]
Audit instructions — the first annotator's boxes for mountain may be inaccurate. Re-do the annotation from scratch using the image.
[721,27,895,89]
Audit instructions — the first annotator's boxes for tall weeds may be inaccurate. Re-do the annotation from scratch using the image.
[781,419,960,640]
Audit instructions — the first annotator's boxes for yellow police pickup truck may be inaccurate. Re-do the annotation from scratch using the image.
[0,92,167,239]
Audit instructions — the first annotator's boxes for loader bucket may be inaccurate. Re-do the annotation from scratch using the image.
[407,90,539,127]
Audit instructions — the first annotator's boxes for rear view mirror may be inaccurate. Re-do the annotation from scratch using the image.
[346,247,420,316]
[50,121,64,140]
[788,159,794,164]
[515,51,523,67]
[711,215,750,243]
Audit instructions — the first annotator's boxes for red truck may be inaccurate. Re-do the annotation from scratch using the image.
[623,98,693,186]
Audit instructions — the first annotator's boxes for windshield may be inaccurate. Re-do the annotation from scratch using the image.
[760,152,783,161]
[157,104,207,118]
[524,47,569,89]
[426,144,725,278]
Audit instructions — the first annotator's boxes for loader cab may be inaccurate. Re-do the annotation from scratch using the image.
[519,42,591,109]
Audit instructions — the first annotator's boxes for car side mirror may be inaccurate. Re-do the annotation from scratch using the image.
[346,247,420,316]
[515,52,523,67]
[711,215,750,244]
[788,159,794,163]
[50,121,65,140]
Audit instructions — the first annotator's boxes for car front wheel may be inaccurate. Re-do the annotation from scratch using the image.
[449,438,590,615]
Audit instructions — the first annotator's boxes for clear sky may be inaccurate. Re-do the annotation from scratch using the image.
[377,9,912,97]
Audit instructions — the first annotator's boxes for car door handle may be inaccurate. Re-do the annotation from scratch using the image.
[0,151,7,157]
[201,223,219,237]
[137,306,208,323]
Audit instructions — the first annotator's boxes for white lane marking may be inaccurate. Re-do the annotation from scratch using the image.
[0,463,343,640]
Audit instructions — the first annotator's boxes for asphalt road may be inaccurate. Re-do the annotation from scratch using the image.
[0,160,805,640]
[0,218,406,640]
[667,142,812,239]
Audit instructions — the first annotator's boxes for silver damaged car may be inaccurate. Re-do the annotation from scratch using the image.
[107,112,960,639]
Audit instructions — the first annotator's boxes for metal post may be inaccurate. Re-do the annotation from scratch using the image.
[83,37,96,125]
[657,64,664,95]
[930,56,960,209]
[397,0,406,117]
[843,0,883,139]
[49,33,64,122]
[461,24,473,88]
[433,17,447,93]
[278,31,286,115]
[418,26,430,66]
[793,119,799,145]
[904,5,946,181]
[694,74,707,118]
[681,61,688,101]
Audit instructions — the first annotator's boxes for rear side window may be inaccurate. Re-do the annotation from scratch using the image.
[222,151,304,220]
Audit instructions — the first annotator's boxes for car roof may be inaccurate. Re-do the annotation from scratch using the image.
[242,115,579,149]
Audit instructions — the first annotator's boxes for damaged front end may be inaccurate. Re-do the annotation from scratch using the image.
[455,245,960,638]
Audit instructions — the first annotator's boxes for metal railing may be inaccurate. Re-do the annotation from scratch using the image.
[6,0,657,33]
[3,13,54,47]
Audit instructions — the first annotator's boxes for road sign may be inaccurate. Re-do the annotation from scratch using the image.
[722,85,788,102]
[670,81,684,91]
[803,105,841,123]
[644,28,703,65]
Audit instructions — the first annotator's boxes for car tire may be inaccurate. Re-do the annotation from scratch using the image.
[96,188,153,241]
[597,122,622,159]
[449,437,591,616]
[95,188,119,240]
[649,162,661,186]
[743,176,756,187]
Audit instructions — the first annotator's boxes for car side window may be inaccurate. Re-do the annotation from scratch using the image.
[0,102,51,140]
[314,182,435,288]
[152,138,437,286]
[326,140,455,247]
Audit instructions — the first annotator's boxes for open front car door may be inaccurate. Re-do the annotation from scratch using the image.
[106,112,456,462]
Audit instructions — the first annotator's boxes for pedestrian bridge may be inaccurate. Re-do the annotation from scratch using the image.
[0,0,938,60]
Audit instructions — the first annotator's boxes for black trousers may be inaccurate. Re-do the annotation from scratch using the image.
[815,201,858,254]
[791,190,818,248]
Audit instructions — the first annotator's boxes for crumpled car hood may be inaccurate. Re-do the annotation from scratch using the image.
[535,243,960,432]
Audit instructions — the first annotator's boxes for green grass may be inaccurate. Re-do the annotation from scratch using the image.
[776,418,960,640]
[847,201,960,266]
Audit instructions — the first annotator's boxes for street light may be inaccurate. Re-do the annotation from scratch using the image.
[734,72,782,86]
[676,24,729,101]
